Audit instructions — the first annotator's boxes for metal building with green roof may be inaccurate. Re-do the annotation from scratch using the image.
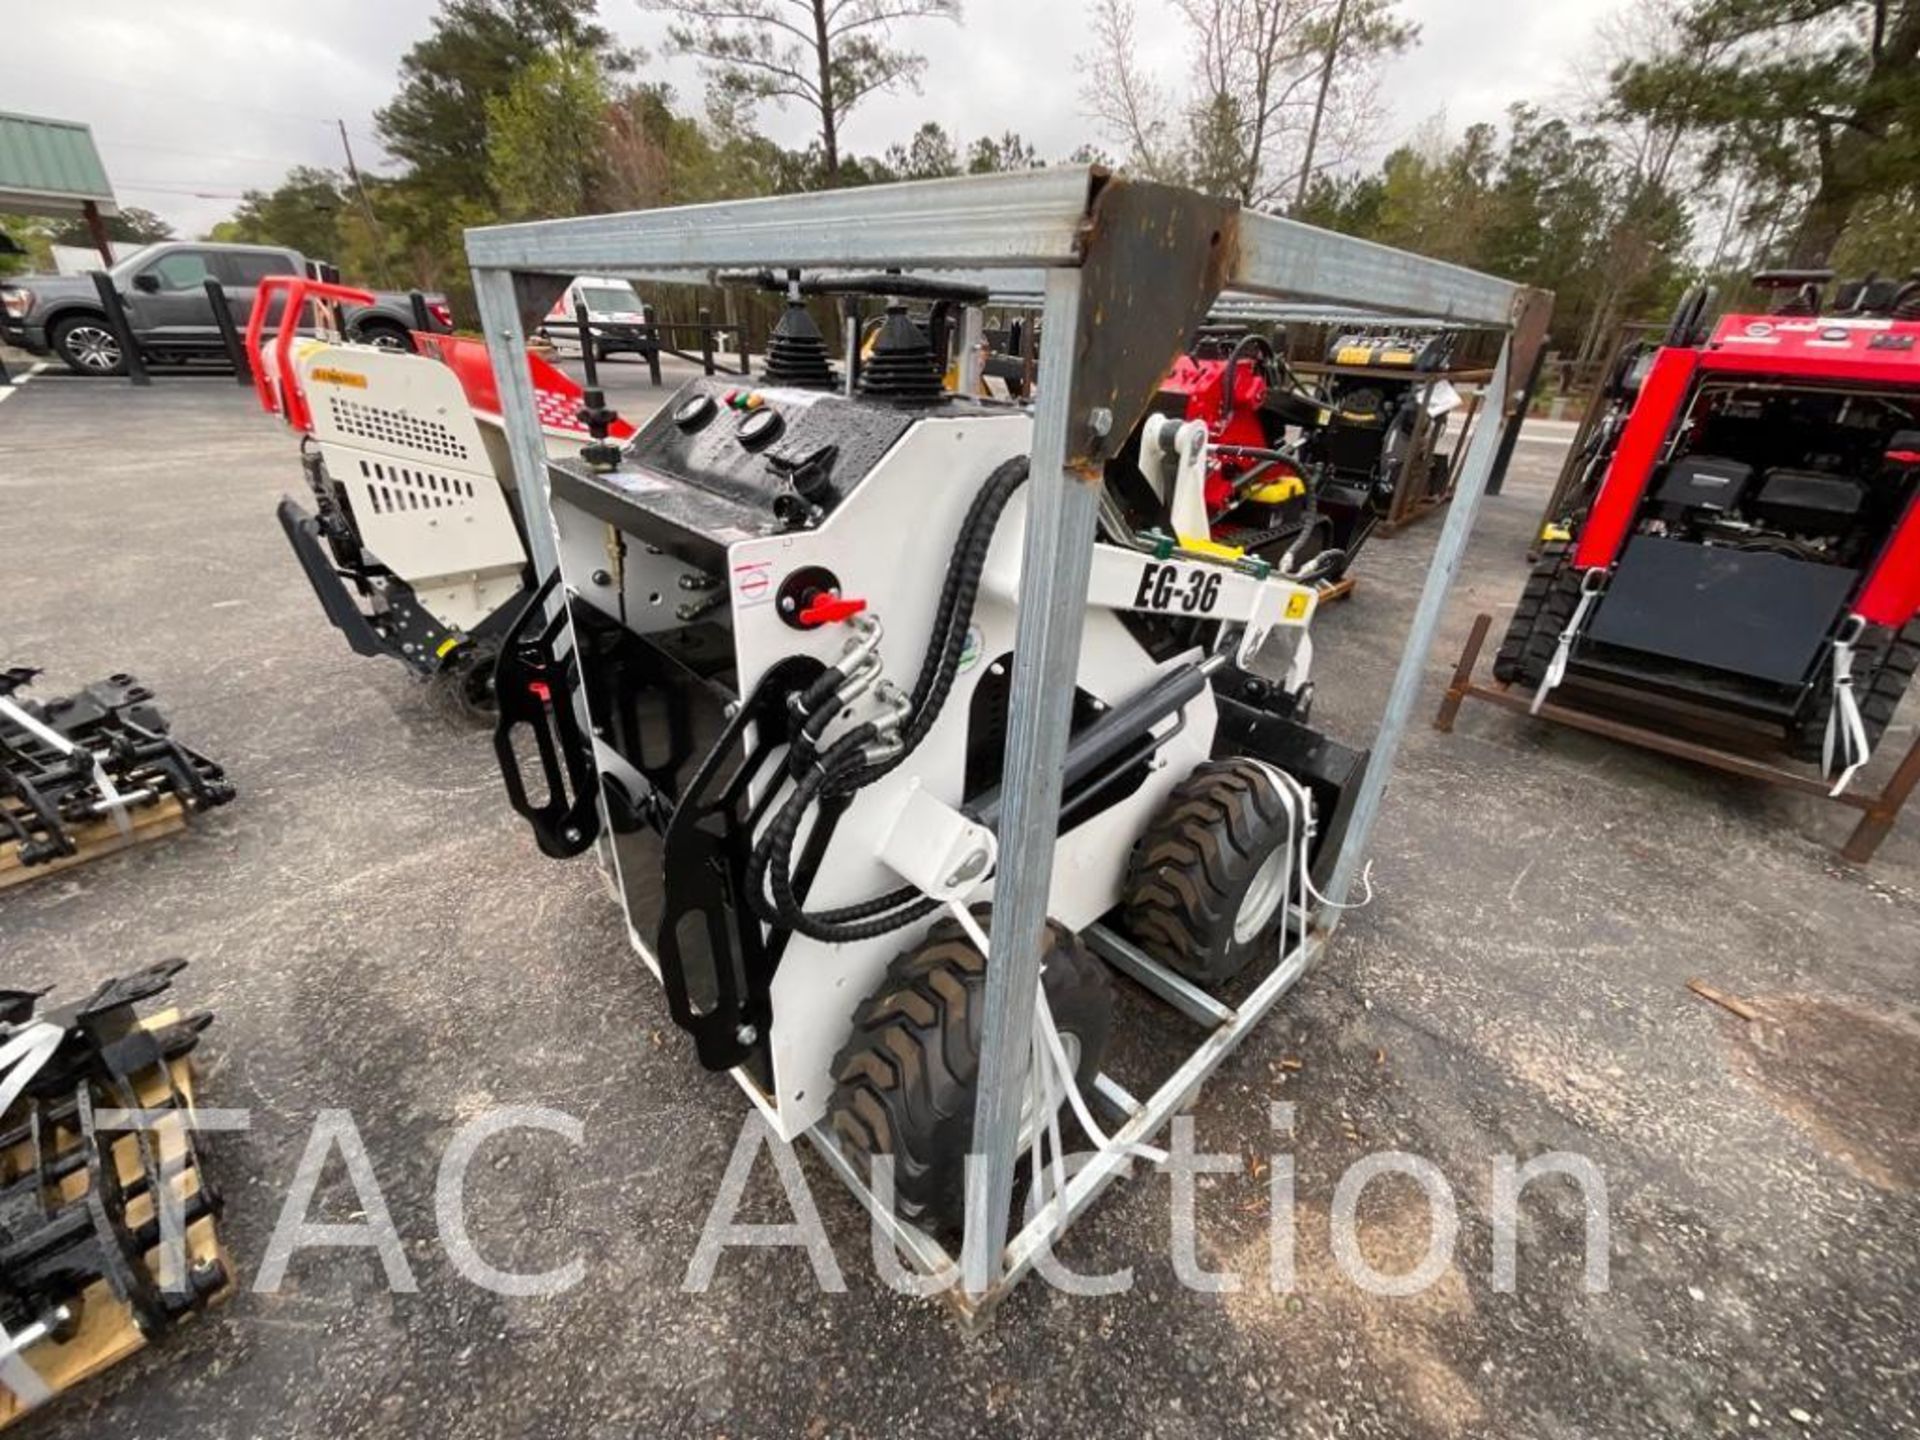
[0,111,119,263]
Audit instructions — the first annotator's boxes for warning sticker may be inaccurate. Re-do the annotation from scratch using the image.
[733,560,773,606]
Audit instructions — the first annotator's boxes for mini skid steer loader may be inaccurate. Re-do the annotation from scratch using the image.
[493,277,1368,1232]
[1498,270,1920,791]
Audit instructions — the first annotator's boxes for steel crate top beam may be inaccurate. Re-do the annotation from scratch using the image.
[606,266,1506,332]
[1207,301,1475,329]
[467,166,1521,330]
[466,167,1101,275]
[1231,210,1517,326]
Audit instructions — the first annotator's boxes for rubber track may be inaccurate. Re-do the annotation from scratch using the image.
[1492,541,1580,686]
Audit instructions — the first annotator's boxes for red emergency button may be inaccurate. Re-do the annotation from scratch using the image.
[797,594,868,626]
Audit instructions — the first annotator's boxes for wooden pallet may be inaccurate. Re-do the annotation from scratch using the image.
[0,1012,232,1427]
[0,796,188,893]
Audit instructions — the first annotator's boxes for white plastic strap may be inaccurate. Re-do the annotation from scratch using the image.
[946,901,1169,1176]
[1823,622,1872,797]
[1243,758,1374,917]
[0,1023,63,1130]
[1532,573,1606,716]
[0,695,135,840]
[0,695,78,760]
[1029,1003,1067,1204]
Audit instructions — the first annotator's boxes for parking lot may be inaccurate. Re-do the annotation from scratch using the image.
[3,356,1917,1439]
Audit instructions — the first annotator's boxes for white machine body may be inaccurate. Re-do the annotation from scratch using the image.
[549,385,1318,1139]
[297,342,529,634]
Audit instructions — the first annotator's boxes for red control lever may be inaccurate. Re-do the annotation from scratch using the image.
[1888,450,1920,466]
[797,594,868,626]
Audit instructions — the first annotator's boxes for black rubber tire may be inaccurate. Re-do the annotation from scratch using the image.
[1121,757,1303,986]
[50,312,126,376]
[427,638,501,725]
[356,320,415,354]
[452,638,501,720]
[1492,541,1582,686]
[1787,618,1920,764]
[828,913,1112,1234]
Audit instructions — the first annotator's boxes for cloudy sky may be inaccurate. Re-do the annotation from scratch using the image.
[3,0,1615,238]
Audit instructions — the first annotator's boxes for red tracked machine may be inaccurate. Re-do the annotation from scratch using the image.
[251,275,633,714]
[1497,271,1920,790]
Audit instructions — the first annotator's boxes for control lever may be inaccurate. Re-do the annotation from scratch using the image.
[573,296,623,472]
[797,594,868,626]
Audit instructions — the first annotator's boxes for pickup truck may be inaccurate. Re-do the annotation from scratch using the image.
[0,241,449,376]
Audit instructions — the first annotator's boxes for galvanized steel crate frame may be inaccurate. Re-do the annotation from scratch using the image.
[465,167,1548,1326]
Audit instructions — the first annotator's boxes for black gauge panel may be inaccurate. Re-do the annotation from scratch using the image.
[737,406,785,450]
[675,393,718,431]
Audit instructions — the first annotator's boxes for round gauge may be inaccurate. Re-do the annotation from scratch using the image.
[737,405,785,449]
[675,393,718,430]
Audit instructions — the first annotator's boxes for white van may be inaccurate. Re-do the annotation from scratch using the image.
[543,276,651,360]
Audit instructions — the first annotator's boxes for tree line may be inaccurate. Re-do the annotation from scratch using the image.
[1085,0,1918,362]
[5,0,1914,359]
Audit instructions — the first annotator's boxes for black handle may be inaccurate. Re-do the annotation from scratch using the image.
[491,575,601,859]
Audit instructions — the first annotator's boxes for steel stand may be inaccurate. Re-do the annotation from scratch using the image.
[203,278,251,384]
[463,167,1541,1324]
[1437,612,1920,863]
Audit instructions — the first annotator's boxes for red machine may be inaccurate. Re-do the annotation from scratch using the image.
[245,274,634,445]
[1157,347,1290,515]
[413,330,636,445]
[1112,330,1390,580]
[1497,271,1920,789]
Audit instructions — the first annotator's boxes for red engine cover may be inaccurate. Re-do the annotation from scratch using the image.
[1159,354,1275,513]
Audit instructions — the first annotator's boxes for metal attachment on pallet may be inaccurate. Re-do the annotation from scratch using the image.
[0,670,234,878]
[0,961,228,1399]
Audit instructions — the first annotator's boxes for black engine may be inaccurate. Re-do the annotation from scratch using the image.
[1640,386,1918,568]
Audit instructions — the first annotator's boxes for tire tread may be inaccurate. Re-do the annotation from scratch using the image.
[1121,758,1300,984]
[828,916,1109,1231]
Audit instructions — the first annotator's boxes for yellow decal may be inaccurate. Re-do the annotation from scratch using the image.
[1246,475,1306,505]
[309,366,368,389]
[1334,345,1374,366]
[1176,534,1247,561]
[1381,348,1416,366]
[435,637,461,659]
[1285,592,1311,620]
[1540,522,1572,543]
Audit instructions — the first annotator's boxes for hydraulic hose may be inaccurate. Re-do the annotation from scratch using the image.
[1220,333,1274,428]
[748,455,1031,942]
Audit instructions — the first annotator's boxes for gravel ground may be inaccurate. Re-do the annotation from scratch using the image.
[1,358,1915,1440]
